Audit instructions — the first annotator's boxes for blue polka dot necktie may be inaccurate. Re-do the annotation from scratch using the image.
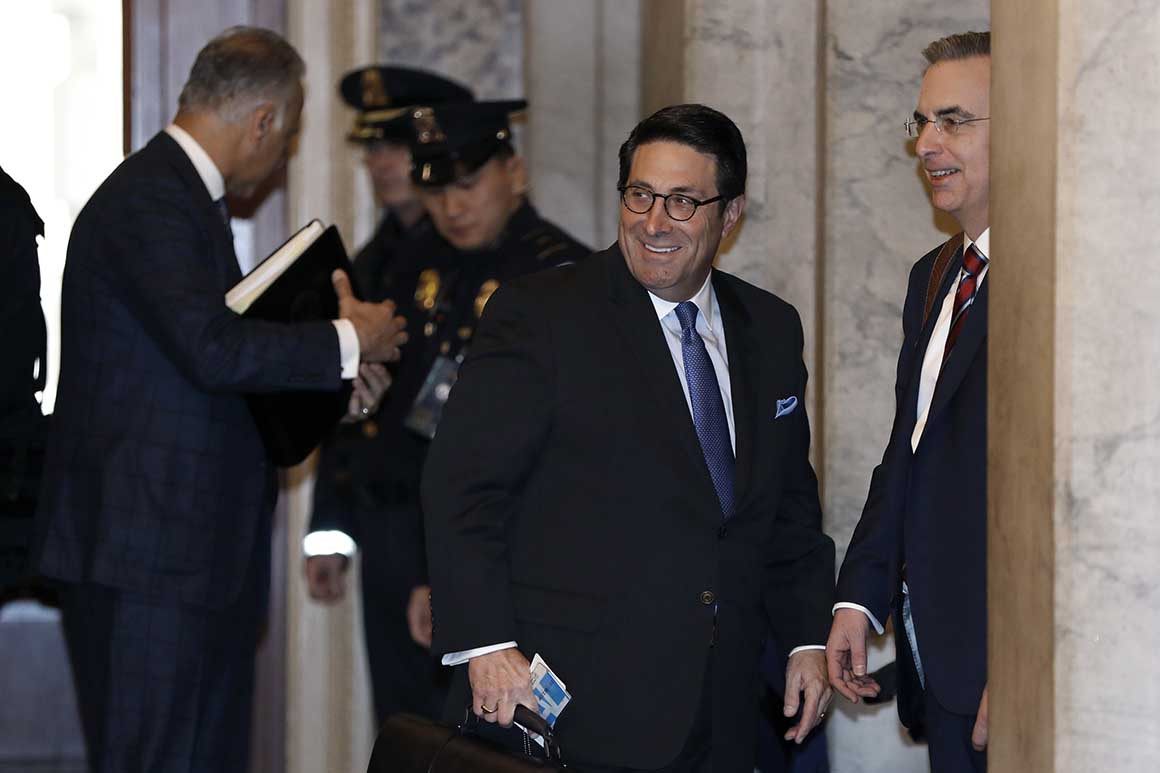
[675,301,735,520]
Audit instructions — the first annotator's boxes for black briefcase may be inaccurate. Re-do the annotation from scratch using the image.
[368,705,565,772]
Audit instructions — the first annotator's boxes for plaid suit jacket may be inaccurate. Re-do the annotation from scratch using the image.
[35,132,342,610]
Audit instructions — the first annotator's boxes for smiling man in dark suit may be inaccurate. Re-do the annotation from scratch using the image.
[422,104,834,772]
[826,31,992,773]
[34,26,406,773]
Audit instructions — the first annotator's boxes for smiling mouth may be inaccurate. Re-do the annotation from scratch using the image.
[928,168,960,180]
[643,243,679,254]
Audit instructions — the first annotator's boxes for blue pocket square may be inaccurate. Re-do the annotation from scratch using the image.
[774,396,798,419]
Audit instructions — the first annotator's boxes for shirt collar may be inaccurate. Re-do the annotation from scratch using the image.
[965,226,990,262]
[647,271,718,333]
[164,124,226,201]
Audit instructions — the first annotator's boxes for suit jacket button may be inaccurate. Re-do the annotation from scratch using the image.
[700,590,716,605]
[717,524,728,538]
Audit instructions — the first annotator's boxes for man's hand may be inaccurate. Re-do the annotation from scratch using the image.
[826,608,881,703]
[304,553,348,603]
[972,684,989,751]
[406,584,433,649]
[783,650,832,744]
[467,648,536,727]
[332,270,408,362]
[341,363,392,423]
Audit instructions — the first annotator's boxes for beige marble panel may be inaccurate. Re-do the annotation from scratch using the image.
[1051,1,1160,769]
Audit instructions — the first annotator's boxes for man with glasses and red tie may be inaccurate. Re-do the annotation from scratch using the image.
[825,30,992,773]
[422,103,834,771]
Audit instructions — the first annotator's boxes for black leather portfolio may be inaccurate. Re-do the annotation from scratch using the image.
[226,221,356,466]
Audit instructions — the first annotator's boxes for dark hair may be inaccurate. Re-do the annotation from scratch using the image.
[922,31,990,68]
[617,104,747,204]
[178,26,305,125]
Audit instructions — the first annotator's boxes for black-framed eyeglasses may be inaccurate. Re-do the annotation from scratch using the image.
[618,185,725,222]
[905,114,990,137]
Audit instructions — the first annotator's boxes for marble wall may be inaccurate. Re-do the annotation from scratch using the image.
[378,0,523,100]
[1051,2,1160,766]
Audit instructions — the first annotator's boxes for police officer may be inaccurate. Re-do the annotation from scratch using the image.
[305,97,590,723]
[337,65,472,298]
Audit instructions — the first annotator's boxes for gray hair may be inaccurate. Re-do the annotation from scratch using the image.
[922,31,990,68]
[178,26,305,125]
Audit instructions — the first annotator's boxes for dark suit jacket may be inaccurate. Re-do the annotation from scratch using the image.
[35,132,343,611]
[422,245,834,770]
[836,234,987,722]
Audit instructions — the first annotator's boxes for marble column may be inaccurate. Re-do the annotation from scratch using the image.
[643,0,824,427]
[285,3,379,773]
[522,0,642,250]
[822,4,986,771]
[990,1,1160,771]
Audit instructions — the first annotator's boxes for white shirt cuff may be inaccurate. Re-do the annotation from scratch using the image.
[302,530,356,557]
[441,641,518,667]
[331,319,360,379]
[833,602,885,635]
[788,644,826,657]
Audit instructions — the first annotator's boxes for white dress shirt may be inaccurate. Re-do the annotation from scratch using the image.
[834,228,991,636]
[445,271,821,665]
[163,124,360,380]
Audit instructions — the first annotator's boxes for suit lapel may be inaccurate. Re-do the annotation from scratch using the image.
[900,248,963,428]
[603,250,722,518]
[712,273,757,514]
[154,132,242,286]
[926,278,987,425]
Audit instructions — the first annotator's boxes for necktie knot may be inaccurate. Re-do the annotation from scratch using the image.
[962,244,987,277]
[675,301,699,334]
[942,243,988,364]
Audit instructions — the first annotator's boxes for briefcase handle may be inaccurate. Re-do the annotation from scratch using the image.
[459,704,564,762]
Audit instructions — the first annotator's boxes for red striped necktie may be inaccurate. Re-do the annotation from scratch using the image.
[942,244,988,363]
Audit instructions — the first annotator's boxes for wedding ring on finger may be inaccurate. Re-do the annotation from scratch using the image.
[480,704,497,714]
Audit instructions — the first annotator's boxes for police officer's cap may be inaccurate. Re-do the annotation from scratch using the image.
[339,65,473,143]
[407,99,527,186]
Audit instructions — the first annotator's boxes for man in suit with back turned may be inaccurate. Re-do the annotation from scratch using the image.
[826,31,992,773]
[34,26,406,773]
[422,103,835,772]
